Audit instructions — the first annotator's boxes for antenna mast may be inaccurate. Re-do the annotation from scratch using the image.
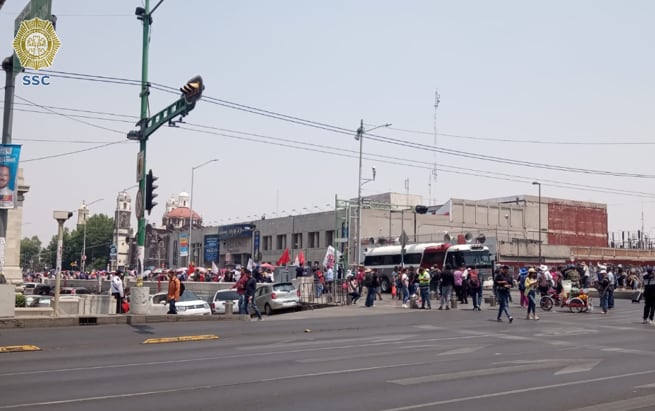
[428,89,440,205]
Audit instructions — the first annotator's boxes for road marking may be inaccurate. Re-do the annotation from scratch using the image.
[634,382,655,389]
[142,334,219,344]
[438,345,486,356]
[389,359,601,385]
[381,369,655,411]
[0,345,40,353]
[553,359,601,375]
[567,393,655,411]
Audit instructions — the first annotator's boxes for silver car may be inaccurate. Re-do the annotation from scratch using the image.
[210,289,240,314]
[254,282,300,315]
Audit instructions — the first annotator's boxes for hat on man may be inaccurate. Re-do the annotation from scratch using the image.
[539,264,549,272]
[500,264,509,269]
[528,267,536,273]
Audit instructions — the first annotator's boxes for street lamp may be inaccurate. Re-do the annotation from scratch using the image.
[532,181,542,263]
[355,119,390,264]
[52,210,73,317]
[78,198,103,274]
[188,159,219,266]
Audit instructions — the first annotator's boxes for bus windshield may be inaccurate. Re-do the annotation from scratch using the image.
[451,250,492,268]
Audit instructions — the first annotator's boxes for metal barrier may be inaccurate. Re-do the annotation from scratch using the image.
[294,279,349,307]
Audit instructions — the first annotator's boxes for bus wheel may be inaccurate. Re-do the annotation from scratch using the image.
[379,278,390,293]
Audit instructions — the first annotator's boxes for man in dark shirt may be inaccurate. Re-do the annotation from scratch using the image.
[439,268,455,310]
[494,265,514,323]
[244,269,262,320]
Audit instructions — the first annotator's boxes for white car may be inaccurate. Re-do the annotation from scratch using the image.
[148,290,211,315]
[482,276,494,290]
[210,289,240,314]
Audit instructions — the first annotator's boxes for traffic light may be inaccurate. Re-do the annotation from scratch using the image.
[414,205,428,214]
[145,169,158,215]
[180,75,204,104]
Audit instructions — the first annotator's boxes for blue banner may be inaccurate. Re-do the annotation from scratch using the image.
[218,223,256,239]
[0,144,21,209]
[204,235,219,262]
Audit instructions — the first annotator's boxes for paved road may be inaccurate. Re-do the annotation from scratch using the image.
[1,297,654,411]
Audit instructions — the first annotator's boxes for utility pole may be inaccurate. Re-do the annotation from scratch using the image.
[127,1,203,296]
[428,89,440,205]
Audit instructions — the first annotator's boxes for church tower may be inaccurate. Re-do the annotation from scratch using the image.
[113,191,132,270]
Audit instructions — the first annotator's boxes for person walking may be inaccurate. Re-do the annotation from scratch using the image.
[400,268,410,308]
[468,268,482,311]
[166,269,180,315]
[642,267,655,324]
[110,271,125,314]
[244,268,262,320]
[597,268,611,314]
[517,267,528,308]
[232,268,249,315]
[495,265,514,323]
[364,269,379,307]
[439,267,455,310]
[524,268,539,320]
[418,267,432,309]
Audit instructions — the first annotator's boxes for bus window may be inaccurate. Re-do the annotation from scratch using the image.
[403,253,422,265]
[422,251,446,269]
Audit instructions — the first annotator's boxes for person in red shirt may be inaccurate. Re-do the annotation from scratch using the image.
[232,268,249,314]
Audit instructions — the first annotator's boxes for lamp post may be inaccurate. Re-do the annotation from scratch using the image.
[78,198,103,274]
[188,159,219,266]
[355,119,390,264]
[532,181,542,263]
[52,210,73,317]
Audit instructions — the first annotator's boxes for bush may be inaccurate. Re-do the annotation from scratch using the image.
[15,293,26,308]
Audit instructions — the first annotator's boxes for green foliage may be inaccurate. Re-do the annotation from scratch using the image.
[15,293,26,308]
[20,236,43,271]
[43,214,115,272]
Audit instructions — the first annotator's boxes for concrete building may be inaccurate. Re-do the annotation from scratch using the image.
[155,192,619,270]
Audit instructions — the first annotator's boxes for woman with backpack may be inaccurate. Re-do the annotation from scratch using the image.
[468,268,482,311]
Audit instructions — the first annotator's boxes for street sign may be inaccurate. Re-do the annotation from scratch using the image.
[135,189,144,219]
[334,238,348,243]
[400,230,409,248]
[109,244,117,258]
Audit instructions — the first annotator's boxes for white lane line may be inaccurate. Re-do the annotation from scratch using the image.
[438,345,487,356]
[0,334,488,378]
[554,359,601,375]
[380,369,655,411]
[567,393,655,411]
[0,360,430,409]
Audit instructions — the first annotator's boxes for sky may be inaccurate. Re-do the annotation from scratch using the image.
[1,0,654,245]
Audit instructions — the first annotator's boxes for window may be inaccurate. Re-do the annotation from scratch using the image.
[325,230,335,246]
[276,234,287,250]
[308,231,320,248]
[293,233,303,249]
[263,235,272,251]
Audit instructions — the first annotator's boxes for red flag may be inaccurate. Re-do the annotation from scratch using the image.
[297,249,306,266]
[276,248,291,266]
[188,262,195,274]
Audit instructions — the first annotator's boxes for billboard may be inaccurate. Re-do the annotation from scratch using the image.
[204,234,219,262]
[0,144,21,209]
[179,232,189,257]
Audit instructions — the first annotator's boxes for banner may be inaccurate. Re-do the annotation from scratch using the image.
[323,245,336,269]
[0,144,21,209]
[204,234,219,262]
[179,232,189,257]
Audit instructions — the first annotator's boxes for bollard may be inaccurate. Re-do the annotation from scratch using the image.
[450,294,458,309]
[224,300,233,315]
[489,293,497,307]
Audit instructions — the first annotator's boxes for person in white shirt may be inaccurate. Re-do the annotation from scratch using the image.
[110,271,125,314]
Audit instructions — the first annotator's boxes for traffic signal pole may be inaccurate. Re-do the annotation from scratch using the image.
[135,0,152,287]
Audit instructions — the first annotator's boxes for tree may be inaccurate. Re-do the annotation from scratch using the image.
[42,213,114,272]
[20,236,42,272]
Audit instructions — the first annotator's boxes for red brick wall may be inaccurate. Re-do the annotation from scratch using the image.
[547,202,607,247]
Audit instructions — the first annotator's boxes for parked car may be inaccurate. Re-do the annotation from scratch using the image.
[254,282,300,315]
[148,290,211,315]
[34,284,52,295]
[23,295,53,307]
[53,287,91,296]
[210,289,240,314]
[21,283,38,294]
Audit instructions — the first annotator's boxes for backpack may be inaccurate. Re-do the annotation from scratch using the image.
[468,272,480,289]
[179,280,185,296]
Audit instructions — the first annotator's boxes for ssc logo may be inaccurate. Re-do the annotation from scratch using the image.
[12,17,61,70]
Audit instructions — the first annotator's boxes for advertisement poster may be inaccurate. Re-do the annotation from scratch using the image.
[204,234,219,262]
[179,232,189,257]
[0,144,22,209]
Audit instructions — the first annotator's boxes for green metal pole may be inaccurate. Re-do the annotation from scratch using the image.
[136,0,150,286]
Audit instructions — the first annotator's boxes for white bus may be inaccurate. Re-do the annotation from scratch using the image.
[362,242,493,292]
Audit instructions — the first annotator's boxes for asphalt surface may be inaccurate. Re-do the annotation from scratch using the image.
[1,296,654,411]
